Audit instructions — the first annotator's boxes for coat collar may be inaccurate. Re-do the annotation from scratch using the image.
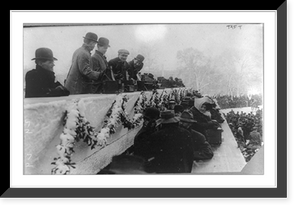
[35,65,54,75]
[95,50,106,59]
[81,44,92,54]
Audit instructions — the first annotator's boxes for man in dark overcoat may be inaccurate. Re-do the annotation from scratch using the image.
[25,48,70,98]
[147,110,194,173]
[179,110,214,161]
[90,37,115,93]
[64,32,102,94]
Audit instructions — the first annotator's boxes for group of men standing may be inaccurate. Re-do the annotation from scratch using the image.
[25,32,145,98]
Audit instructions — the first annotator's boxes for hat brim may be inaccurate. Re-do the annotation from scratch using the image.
[99,44,110,47]
[179,117,197,123]
[31,57,57,61]
[83,36,99,43]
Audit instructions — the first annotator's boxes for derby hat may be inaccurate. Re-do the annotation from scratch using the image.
[157,110,179,124]
[83,32,98,43]
[143,107,160,120]
[31,48,57,61]
[98,37,110,47]
[118,49,130,55]
[174,104,184,113]
[135,54,145,62]
[179,110,197,123]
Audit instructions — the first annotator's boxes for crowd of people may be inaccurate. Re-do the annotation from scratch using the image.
[98,92,226,174]
[215,94,262,109]
[224,109,263,162]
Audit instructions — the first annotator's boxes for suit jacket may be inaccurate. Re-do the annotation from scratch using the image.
[25,65,69,98]
[65,45,100,94]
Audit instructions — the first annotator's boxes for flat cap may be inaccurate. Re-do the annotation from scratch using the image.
[118,49,130,55]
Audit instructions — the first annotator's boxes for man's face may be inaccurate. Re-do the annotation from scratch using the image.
[39,60,55,72]
[119,53,128,62]
[133,58,142,66]
[98,45,108,54]
[87,41,97,51]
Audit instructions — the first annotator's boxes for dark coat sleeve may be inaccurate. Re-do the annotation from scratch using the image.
[25,70,51,98]
[25,70,69,98]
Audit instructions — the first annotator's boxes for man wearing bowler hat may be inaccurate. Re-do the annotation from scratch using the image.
[147,110,194,173]
[65,32,102,94]
[179,110,214,161]
[25,47,70,98]
[90,37,115,93]
[128,54,145,81]
[108,49,130,82]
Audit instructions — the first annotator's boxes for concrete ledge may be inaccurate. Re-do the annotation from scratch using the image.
[24,90,165,175]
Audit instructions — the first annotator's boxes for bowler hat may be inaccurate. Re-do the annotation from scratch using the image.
[118,49,130,55]
[157,110,179,124]
[98,37,110,47]
[179,110,197,123]
[83,32,98,43]
[135,54,145,62]
[143,107,160,120]
[31,48,57,61]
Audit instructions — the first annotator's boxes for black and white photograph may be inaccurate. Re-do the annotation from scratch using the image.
[23,22,264,175]
[7,8,288,200]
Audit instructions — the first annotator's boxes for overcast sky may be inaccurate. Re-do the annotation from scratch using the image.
[23,23,263,79]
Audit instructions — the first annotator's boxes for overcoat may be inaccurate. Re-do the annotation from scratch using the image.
[25,65,69,98]
[188,128,214,160]
[190,106,217,138]
[147,123,194,173]
[90,50,114,93]
[65,45,100,94]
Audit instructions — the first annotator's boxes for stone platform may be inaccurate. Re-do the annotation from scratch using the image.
[24,91,249,175]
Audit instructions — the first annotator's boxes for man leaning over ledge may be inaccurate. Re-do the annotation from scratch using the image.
[64,32,102,94]
[25,47,70,98]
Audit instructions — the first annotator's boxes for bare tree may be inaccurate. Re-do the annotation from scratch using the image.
[176,48,213,91]
[213,47,263,96]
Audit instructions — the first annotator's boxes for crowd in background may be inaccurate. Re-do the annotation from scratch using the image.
[215,94,262,109]
[224,109,263,162]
